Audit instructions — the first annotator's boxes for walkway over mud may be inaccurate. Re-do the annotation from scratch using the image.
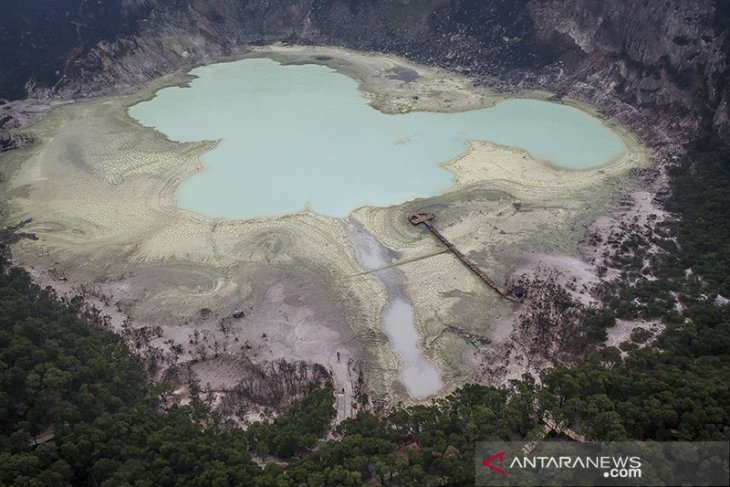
[408,211,518,302]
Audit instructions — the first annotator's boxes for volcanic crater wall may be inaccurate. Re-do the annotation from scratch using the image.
[0,0,728,137]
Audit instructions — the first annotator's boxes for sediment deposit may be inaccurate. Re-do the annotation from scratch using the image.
[0,46,648,417]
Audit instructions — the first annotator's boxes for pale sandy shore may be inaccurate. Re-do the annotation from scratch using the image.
[0,44,649,415]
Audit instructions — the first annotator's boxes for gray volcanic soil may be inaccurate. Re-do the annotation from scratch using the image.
[0,46,648,421]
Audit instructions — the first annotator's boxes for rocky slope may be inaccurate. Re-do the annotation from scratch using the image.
[0,1,728,140]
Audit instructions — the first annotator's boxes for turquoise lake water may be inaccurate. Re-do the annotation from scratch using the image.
[129,58,625,220]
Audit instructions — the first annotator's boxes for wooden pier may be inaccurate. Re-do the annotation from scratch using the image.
[408,211,517,301]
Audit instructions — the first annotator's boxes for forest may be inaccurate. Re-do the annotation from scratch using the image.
[1,134,729,485]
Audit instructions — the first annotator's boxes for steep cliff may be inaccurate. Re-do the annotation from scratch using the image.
[0,0,152,100]
[527,0,730,136]
[0,0,727,138]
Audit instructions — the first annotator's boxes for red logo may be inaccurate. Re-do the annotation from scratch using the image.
[482,451,507,475]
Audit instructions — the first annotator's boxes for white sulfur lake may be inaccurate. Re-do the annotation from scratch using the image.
[129,58,625,220]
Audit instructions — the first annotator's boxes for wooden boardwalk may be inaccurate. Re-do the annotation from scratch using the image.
[408,211,517,301]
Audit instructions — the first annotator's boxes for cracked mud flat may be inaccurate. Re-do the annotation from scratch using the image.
[0,44,648,418]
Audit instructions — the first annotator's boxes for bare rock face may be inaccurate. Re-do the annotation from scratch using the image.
[0,0,728,137]
[309,0,552,71]
[527,0,729,134]
[0,0,153,100]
